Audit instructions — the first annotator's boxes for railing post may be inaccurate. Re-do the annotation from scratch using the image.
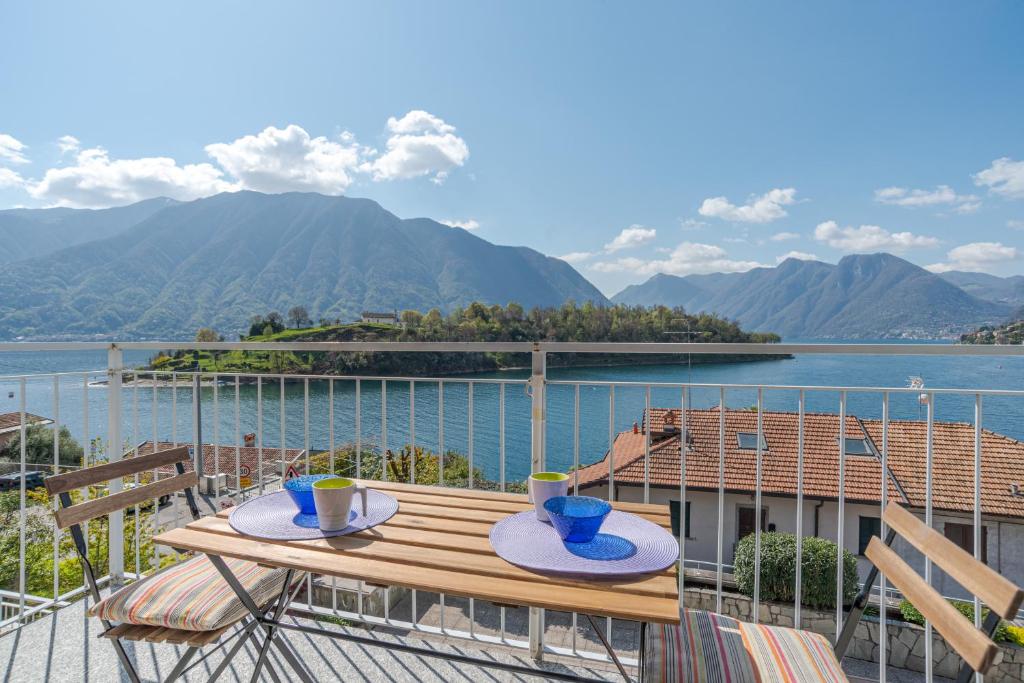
[528,343,546,659]
[107,345,124,587]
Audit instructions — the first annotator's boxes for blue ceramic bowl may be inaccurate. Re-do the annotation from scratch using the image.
[283,474,333,515]
[543,495,612,544]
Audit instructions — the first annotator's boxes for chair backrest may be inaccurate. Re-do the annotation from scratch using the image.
[864,503,1024,674]
[45,445,198,530]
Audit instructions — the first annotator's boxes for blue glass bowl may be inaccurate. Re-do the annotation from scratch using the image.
[543,495,612,544]
[283,474,333,515]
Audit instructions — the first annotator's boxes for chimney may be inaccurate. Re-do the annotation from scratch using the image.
[244,432,256,447]
[633,422,639,434]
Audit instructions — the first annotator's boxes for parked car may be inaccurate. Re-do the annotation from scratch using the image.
[0,471,46,492]
[123,482,172,508]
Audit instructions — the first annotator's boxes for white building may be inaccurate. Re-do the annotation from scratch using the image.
[574,407,1024,601]
[361,311,399,325]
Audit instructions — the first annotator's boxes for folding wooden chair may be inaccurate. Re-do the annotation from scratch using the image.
[836,502,1024,682]
[642,502,1024,682]
[45,445,300,683]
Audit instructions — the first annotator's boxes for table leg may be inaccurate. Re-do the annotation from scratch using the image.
[585,614,633,683]
[206,556,315,683]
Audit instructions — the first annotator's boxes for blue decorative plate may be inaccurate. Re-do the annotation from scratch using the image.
[228,488,399,540]
[489,510,678,577]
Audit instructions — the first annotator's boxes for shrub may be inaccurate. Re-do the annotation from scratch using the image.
[1006,625,1024,647]
[899,599,1010,642]
[733,532,858,609]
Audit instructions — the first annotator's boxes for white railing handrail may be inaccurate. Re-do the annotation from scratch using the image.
[1,340,1024,356]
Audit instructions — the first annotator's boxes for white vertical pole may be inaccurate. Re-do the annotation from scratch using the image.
[973,394,983,683]
[836,391,847,639]
[880,392,889,683]
[795,389,805,629]
[107,345,124,586]
[753,387,763,624]
[528,344,546,660]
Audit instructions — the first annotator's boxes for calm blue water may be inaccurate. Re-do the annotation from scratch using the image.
[1,344,1022,483]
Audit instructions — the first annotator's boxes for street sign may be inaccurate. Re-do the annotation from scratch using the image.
[284,464,302,481]
[238,464,251,477]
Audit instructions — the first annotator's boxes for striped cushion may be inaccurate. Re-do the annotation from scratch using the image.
[90,556,291,631]
[644,610,848,682]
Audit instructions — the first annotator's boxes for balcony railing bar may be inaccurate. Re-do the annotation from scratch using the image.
[716,386,726,614]
[925,392,935,683]
[880,391,889,683]
[795,388,805,630]
[837,390,847,637]
[5,340,1024,356]
[754,387,764,624]
[548,379,1024,397]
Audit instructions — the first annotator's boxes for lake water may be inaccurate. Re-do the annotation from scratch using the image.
[2,344,1023,483]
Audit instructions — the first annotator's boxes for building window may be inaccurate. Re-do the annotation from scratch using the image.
[669,500,691,539]
[736,432,768,450]
[858,516,881,555]
[944,522,987,563]
[843,438,874,456]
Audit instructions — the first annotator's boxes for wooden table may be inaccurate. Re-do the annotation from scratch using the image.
[154,480,680,682]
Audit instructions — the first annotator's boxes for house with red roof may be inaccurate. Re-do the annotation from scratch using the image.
[574,406,1024,600]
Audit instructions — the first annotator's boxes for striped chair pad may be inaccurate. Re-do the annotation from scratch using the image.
[644,610,848,682]
[91,555,292,631]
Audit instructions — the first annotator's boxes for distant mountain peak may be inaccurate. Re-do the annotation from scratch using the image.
[611,254,1010,339]
[0,192,608,340]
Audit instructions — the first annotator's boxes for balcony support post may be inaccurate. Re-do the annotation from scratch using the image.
[107,344,125,587]
[528,343,546,659]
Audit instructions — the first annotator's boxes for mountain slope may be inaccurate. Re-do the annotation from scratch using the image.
[612,272,708,309]
[0,198,178,264]
[939,271,1024,308]
[612,254,1010,338]
[0,192,607,339]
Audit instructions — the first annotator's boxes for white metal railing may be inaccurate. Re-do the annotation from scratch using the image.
[1,341,1023,680]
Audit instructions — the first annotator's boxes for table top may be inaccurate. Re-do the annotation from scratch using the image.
[154,480,681,625]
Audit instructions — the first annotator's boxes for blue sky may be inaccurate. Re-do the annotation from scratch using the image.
[2,1,1023,295]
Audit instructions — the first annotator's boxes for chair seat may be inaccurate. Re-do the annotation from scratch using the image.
[91,555,292,631]
[644,610,848,682]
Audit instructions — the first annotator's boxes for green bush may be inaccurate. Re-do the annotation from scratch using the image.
[733,532,858,609]
[899,599,1011,643]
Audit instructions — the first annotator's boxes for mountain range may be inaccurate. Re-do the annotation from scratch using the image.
[0,192,605,339]
[612,254,1013,339]
[0,191,1017,340]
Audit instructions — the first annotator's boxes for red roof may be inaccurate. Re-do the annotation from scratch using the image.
[0,412,52,433]
[131,441,306,485]
[576,407,1024,519]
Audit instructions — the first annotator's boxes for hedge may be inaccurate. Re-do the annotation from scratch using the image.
[733,532,858,609]
[899,599,1014,643]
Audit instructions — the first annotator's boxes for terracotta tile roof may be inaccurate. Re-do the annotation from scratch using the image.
[577,408,1024,519]
[0,412,52,433]
[131,441,306,486]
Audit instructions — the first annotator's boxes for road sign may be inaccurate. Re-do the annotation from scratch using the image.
[238,464,251,477]
[284,464,302,481]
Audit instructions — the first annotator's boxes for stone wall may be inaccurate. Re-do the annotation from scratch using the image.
[682,586,1024,682]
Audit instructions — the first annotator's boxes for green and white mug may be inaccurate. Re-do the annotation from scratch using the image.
[528,472,569,522]
[312,477,368,531]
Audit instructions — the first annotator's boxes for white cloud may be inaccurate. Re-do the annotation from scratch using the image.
[0,167,24,188]
[56,135,80,155]
[974,158,1024,199]
[1008,219,1024,230]
[698,188,797,223]
[776,250,818,263]
[28,147,234,208]
[873,185,979,210]
[0,134,29,165]
[558,251,593,264]
[679,218,707,231]
[926,242,1020,273]
[591,242,765,276]
[813,220,939,252]
[770,231,800,242]
[365,110,469,184]
[206,124,363,195]
[604,225,657,252]
[441,218,480,231]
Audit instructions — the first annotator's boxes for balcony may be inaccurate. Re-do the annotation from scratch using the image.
[1,340,1023,682]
